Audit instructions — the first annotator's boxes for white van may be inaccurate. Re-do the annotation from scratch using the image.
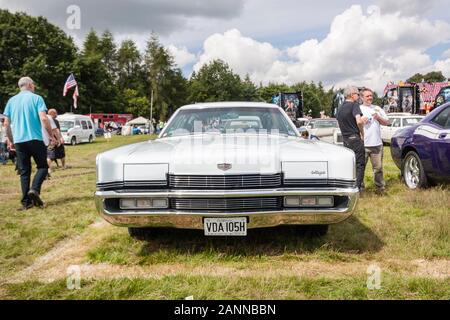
[57,114,96,145]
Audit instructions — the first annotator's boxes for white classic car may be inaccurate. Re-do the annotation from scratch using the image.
[380,113,424,144]
[95,102,359,238]
[305,118,343,145]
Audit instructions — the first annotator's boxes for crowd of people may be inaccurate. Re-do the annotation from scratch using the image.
[336,86,389,195]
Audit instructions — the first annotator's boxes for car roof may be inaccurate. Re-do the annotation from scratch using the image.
[177,102,280,110]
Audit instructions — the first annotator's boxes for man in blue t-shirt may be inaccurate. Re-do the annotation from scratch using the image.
[2,77,56,210]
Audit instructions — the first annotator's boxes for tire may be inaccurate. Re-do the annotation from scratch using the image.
[128,227,152,240]
[71,136,77,146]
[88,135,93,143]
[401,151,428,189]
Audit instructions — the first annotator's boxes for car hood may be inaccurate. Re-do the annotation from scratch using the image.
[97,134,355,181]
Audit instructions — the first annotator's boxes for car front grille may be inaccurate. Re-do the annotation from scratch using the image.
[169,174,282,189]
[283,179,356,188]
[97,180,168,191]
[170,197,282,211]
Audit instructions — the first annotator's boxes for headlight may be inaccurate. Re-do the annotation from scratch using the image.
[120,198,169,209]
[284,196,334,208]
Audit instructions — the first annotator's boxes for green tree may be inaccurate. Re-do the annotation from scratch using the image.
[241,74,260,101]
[256,83,290,103]
[144,33,186,121]
[122,89,150,116]
[0,10,77,112]
[407,71,446,83]
[98,30,118,79]
[188,59,243,103]
[82,29,101,58]
[75,29,117,114]
[117,39,142,90]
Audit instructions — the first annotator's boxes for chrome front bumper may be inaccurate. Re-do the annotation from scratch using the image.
[94,188,359,229]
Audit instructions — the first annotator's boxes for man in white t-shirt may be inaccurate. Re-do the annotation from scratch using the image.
[41,114,58,176]
[360,88,390,194]
[42,114,57,146]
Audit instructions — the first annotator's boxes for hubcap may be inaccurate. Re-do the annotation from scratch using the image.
[404,155,420,189]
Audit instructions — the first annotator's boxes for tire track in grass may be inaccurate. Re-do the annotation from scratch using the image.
[5,221,449,284]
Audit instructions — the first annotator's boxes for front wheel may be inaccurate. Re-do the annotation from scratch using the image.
[402,151,428,189]
[71,136,77,146]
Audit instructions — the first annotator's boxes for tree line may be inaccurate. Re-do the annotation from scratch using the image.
[0,10,447,121]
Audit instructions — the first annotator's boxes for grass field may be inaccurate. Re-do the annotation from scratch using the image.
[0,135,449,300]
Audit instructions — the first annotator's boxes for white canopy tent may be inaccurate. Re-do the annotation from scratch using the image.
[122,116,154,135]
[126,116,150,126]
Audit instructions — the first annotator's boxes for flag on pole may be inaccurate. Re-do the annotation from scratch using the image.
[73,85,79,109]
[63,73,79,109]
[63,73,77,96]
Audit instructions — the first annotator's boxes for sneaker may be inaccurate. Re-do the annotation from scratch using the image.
[28,189,44,208]
[17,203,34,211]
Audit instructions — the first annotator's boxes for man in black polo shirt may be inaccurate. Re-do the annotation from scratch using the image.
[337,86,368,191]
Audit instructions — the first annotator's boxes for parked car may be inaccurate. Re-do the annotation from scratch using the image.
[95,102,359,239]
[58,114,96,145]
[391,103,450,189]
[306,118,341,144]
[381,113,424,144]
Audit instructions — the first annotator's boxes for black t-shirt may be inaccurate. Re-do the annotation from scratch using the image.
[53,118,60,130]
[337,101,362,137]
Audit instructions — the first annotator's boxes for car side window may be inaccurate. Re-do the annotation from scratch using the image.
[431,107,450,128]
[391,118,400,127]
[81,121,88,130]
[88,121,93,129]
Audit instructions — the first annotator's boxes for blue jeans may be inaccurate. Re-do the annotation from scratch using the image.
[0,142,7,164]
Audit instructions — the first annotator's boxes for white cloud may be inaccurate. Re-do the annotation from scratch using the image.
[193,29,281,78]
[442,48,450,59]
[167,45,196,68]
[434,59,450,79]
[193,5,450,92]
[376,0,437,17]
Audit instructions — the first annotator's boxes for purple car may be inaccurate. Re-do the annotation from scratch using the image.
[391,103,450,189]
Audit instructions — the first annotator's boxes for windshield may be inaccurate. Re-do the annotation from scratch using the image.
[161,107,298,138]
[311,120,338,129]
[60,121,74,132]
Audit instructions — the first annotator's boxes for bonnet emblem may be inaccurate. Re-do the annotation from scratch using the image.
[217,163,232,171]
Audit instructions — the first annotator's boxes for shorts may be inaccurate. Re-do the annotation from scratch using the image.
[55,144,66,159]
[47,145,56,160]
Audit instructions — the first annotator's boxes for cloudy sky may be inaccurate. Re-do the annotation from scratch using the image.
[1,0,450,92]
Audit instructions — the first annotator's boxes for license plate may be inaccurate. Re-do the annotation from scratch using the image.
[204,217,247,236]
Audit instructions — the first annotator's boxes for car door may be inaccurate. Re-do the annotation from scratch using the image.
[81,120,89,142]
[430,106,450,179]
[385,118,400,142]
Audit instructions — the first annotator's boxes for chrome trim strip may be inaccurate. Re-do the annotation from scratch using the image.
[95,188,359,229]
[95,187,358,199]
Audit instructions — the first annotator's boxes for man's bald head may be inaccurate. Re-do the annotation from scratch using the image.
[48,109,58,118]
